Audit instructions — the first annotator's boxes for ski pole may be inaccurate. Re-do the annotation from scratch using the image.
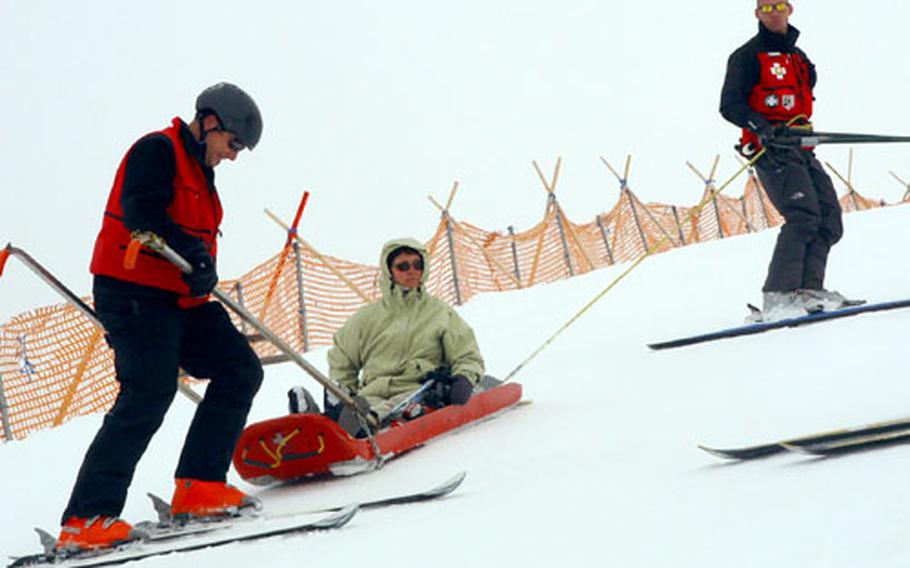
[768,129,910,148]
[380,379,436,425]
[0,243,203,404]
[502,149,766,382]
[123,232,381,431]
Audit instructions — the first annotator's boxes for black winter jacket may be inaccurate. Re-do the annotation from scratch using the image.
[719,23,816,133]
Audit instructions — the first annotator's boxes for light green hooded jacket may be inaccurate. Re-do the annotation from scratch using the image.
[327,238,485,399]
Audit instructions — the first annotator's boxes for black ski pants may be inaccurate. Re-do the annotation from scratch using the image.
[754,148,843,292]
[61,287,263,522]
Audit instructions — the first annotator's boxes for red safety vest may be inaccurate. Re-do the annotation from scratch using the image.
[741,51,814,151]
[90,118,222,301]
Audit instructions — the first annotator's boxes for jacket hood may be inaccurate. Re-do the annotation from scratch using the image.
[379,237,430,299]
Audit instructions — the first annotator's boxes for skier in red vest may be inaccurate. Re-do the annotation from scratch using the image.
[720,1,860,321]
[56,83,265,552]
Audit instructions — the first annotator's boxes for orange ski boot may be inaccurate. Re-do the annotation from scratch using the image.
[170,478,261,520]
[56,516,141,551]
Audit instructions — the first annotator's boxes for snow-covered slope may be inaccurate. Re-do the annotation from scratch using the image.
[3,205,910,567]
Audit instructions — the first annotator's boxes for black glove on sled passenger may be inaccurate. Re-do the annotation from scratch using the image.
[420,368,473,406]
[180,240,218,297]
[446,375,473,406]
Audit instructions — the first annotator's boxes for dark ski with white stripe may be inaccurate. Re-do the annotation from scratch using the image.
[699,417,910,461]
[649,298,910,350]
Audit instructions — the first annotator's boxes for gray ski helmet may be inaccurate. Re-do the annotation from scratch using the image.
[195,82,263,150]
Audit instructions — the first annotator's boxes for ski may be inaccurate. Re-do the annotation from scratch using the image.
[145,469,467,539]
[127,470,465,544]
[7,471,466,567]
[7,506,356,567]
[295,470,467,515]
[699,416,910,461]
[649,298,910,350]
[783,427,910,457]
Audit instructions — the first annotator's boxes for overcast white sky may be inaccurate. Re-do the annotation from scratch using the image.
[2,0,908,322]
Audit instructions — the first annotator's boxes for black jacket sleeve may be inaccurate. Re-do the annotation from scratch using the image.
[719,46,772,133]
[796,47,817,89]
[121,134,206,257]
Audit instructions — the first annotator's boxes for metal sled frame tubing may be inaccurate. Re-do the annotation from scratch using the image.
[126,233,382,434]
[0,243,202,404]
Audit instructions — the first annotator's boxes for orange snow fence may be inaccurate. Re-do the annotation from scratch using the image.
[0,167,890,441]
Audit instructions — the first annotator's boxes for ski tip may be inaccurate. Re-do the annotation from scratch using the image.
[448,470,468,486]
[697,444,766,460]
[314,504,358,529]
[433,471,467,497]
[697,444,737,459]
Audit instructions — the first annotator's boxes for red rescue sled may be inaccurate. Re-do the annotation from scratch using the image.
[233,383,523,485]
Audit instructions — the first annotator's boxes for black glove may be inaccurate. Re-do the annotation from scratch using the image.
[180,239,218,297]
[753,121,790,146]
[446,375,474,406]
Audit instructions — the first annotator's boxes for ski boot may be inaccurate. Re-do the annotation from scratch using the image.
[170,479,261,520]
[746,290,825,323]
[56,516,142,551]
[287,386,320,414]
[798,288,866,311]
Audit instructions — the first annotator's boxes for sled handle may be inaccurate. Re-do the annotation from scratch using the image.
[123,239,143,270]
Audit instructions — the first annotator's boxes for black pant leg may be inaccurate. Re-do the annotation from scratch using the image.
[61,293,181,522]
[755,151,823,292]
[800,155,844,289]
[174,302,263,481]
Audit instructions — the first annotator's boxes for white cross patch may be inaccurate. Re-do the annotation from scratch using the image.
[770,62,787,80]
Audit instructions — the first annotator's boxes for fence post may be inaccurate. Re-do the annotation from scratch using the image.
[711,185,726,239]
[671,206,687,245]
[550,194,575,276]
[507,225,522,283]
[0,371,11,442]
[443,215,463,306]
[292,241,310,352]
[740,197,753,233]
[624,190,649,251]
[595,215,615,265]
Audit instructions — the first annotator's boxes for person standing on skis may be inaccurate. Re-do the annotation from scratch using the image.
[57,83,265,552]
[719,0,860,321]
[290,238,484,435]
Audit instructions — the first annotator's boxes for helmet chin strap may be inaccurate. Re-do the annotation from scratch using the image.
[196,112,221,155]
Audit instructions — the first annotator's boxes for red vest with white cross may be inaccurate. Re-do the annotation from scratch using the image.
[741,51,814,151]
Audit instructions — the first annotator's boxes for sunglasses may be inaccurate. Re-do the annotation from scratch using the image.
[758,2,789,13]
[393,260,424,272]
[208,123,247,152]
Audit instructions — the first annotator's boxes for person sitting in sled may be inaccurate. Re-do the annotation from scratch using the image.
[289,238,484,433]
